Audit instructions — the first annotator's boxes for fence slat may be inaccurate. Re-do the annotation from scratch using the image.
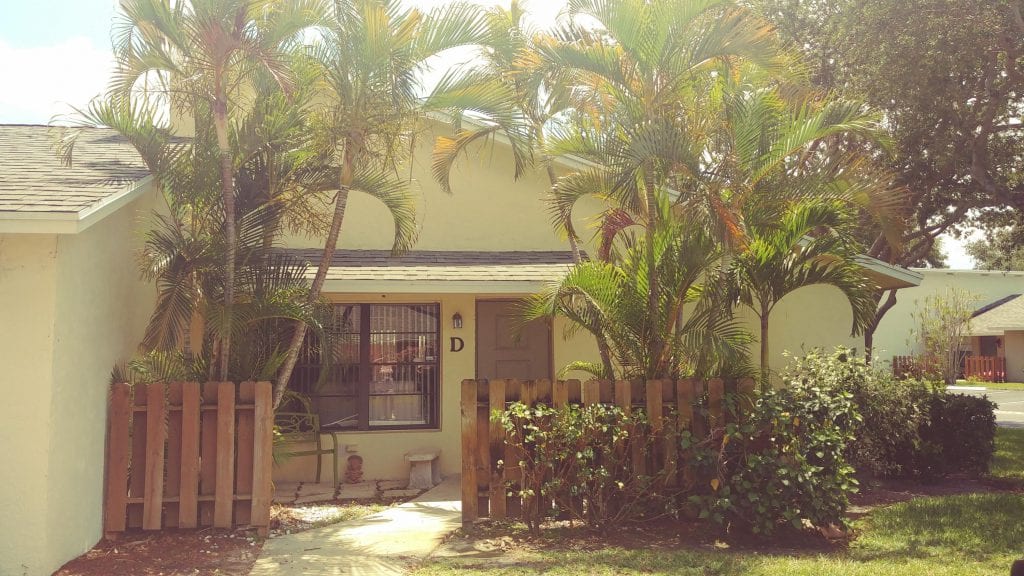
[707,378,724,433]
[614,380,631,413]
[251,382,273,536]
[646,380,665,479]
[104,383,132,535]
[552,379,568,409]
[489,379,507,520]
[213,382,236,528]
[582,379,601,406]
[235,382,256,526]
[504,380,523,519]
[143,382,167,530]
[164,383,183,528]
[127,385,148,529]
[179,382,201,528]
[199,383,219,526]
[461,379,479,525]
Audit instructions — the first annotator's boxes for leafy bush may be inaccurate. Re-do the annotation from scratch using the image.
[687,380,860,535]
[783,349,932,478]
[497,402,669,533]
[917,393,997,477]
[782,348,998,479]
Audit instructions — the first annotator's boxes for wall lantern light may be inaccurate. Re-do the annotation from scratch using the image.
[452,312,463,329]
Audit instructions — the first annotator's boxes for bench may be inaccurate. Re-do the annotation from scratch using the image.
[405,451,441,490]
[275,411,339,485]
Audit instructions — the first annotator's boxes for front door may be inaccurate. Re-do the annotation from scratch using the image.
[476,300,552,380]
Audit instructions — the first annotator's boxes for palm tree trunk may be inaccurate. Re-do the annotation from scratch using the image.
[213,96,235,382]
[759,309,770,391]
[274,148,355,408]
[644,186,660,379]
[864,289,898,363]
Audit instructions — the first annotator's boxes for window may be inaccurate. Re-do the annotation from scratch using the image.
[291,303,440,430]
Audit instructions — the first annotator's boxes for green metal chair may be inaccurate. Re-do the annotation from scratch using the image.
[274,411,339,485]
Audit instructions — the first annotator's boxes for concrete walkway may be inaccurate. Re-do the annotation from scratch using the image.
[250,475,462,576]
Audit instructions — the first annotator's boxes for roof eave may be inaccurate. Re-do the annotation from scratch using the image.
[854,255,923,289]
[0,175,154,234]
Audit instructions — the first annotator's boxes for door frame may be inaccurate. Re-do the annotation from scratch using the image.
[474,298,555,380]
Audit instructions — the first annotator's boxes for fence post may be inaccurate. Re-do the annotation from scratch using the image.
[461,379,479,525]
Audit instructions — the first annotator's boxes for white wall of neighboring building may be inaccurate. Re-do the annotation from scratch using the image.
[873,269,1024,364]
[0,186,158,576]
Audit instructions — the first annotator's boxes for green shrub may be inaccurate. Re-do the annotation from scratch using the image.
[782,348,998,479]
[497,402,669,533]
[917,393,997,477]
[687,380,860,535]
[783,348,932,478]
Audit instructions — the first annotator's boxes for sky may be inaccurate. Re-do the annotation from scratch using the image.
[0,0,976,268]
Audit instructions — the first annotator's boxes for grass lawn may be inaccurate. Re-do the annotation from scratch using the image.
[993,427,1024,483]
[956,379,1024,391]
[416,428,1024,576]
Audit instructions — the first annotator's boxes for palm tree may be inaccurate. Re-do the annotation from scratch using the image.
[273,0,490,407]
[729,200,878,387]
[527,0,792,378]
[109,0,324,379]
[524,194,752,380]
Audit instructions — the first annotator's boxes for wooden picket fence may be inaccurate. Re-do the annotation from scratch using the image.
[963,356,1007,383]
[104,381,274,537]
[460,377,756,524]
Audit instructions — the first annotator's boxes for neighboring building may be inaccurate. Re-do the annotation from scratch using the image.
[873,269,1024,382]
[0,125,159,576]
[0,122,918,574]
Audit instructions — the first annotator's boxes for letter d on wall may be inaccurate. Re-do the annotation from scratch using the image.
[449,336,464,352]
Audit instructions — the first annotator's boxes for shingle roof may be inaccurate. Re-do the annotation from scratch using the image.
[282,249,579,283]
[0,125,149,214]
[969,294,1024,336]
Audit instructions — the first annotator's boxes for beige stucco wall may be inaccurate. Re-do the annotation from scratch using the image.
[280,121,603,253]
[0,234,60,575]
[1005,331,1024,382]
[272,292,603,483]
[873,269,1024,361]
[0,186,158,576]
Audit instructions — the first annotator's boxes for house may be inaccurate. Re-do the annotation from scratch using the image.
[0,121,918,575]
[874,269,1024,382]
[0,125,160,576]
[268,121,922,482]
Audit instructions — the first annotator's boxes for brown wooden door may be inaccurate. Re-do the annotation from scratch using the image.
[476,300,552,380]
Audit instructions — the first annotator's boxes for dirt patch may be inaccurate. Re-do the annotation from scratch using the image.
[434,474,1024,567]
[57,498,407,575]
[55,530,260,576]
